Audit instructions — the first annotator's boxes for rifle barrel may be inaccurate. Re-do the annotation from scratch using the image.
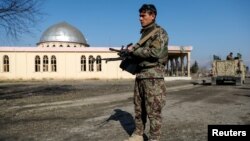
[101,57,122,62]
[109,48,120,52]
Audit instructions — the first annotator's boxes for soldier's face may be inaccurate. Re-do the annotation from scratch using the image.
[139,12,155,27]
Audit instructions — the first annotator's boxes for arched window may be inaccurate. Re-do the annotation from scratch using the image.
[43,55,49,72]
[81,55,86,71]
[35,56,41,72]
[59,45,63,47]
[96,55,102,72]
[51,55,57,72]
[3,55,9,72]
[89,55,94,72]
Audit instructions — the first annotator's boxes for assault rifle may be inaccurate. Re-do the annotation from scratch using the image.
[102,43,139,75]
[101,28,162,75]
[101,43,133,63]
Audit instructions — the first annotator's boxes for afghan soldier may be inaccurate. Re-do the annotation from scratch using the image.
[124,4,168,141]
[226,52,233,60]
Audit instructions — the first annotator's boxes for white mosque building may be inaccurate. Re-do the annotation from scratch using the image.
[0,22,192,80]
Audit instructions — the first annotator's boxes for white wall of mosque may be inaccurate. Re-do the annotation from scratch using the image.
[0,51,134,80]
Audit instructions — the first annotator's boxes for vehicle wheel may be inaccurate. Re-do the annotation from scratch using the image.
[211,79,216,85]
[216,80,223,85]
[235,78,242,86]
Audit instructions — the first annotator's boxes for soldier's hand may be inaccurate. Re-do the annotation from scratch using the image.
[127,45,134,52]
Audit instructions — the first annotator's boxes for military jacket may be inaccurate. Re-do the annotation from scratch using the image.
[132,23,168,79]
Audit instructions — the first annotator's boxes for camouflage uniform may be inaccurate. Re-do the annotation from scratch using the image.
[132,22,168,140]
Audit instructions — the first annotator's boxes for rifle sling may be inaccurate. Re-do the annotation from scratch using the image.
[136,28,160,47]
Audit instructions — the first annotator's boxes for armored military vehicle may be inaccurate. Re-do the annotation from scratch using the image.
[211,55,246,85]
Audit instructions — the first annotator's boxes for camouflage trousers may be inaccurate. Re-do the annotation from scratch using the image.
[133,78,167,140]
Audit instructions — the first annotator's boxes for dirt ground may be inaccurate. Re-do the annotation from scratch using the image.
[0,79,249,141]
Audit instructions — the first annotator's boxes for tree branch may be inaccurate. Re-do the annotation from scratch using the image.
[0,0,45,39]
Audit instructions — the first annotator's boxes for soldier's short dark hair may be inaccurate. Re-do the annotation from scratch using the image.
[139,4,157,16]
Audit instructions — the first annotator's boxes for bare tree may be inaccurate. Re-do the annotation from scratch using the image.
[0,0,44,39]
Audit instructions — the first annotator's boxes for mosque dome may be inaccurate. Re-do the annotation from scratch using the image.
[38,22,89,46]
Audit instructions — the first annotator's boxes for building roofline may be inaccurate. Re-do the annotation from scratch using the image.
[0,46,193,52]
